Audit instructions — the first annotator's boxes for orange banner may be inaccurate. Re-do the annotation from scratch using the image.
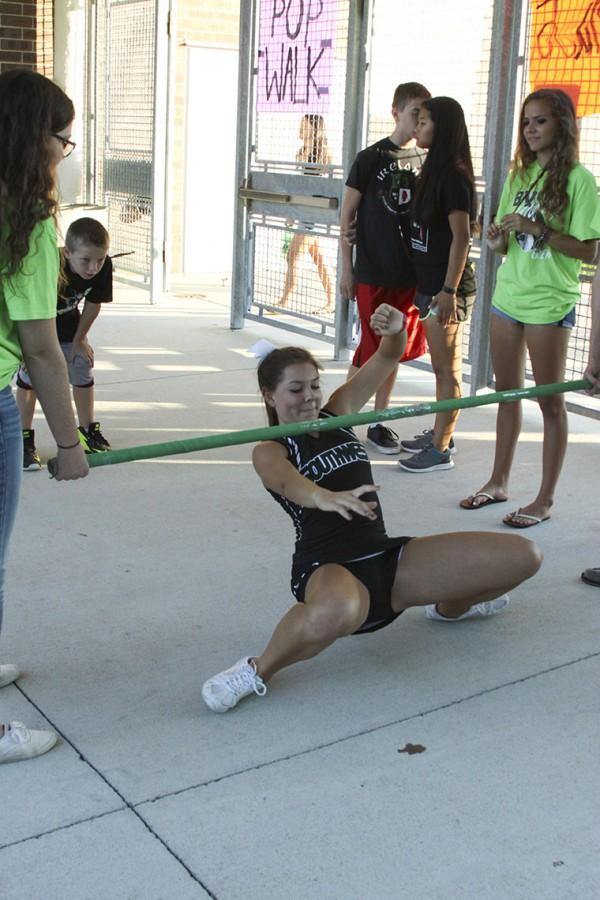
[529,0,600,117]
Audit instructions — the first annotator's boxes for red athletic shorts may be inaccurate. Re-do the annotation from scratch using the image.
[351,284,427,367]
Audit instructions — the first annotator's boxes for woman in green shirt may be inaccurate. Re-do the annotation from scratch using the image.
[0,71,89,764]
[460,89,600,527]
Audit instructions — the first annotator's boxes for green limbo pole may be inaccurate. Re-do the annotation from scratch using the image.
[87,378,590,469]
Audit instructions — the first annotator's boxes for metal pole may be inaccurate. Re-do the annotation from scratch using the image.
[230,0,255,330]
[334,0,372,360]
[150,0,170,303]
[469,0,524,393]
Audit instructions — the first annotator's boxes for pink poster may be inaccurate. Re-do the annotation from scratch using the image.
[257,0,338,112]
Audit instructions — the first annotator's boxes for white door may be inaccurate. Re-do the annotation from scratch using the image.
[183,45,239,279]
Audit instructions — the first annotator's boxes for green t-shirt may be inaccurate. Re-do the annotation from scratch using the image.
[0,217,59,390]
[492,161,600,323]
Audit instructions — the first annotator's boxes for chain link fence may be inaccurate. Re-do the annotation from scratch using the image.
[94,0,155,285]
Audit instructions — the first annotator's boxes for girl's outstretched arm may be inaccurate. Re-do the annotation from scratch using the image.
[253,441,378,521]
[327,304,407,415]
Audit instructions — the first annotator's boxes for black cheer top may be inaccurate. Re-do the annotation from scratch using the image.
[266,410,393,570]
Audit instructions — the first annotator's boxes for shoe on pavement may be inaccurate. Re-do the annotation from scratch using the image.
[366,424,400,455]
[400,428,455,455]
[23,429,42,470]
[0,664,20,688]
[398,446,454,473]
[0,721,57,763]
[424,594,511,621]
[202,657,267,712]
[78,422,111,453]
[581,568,600,587]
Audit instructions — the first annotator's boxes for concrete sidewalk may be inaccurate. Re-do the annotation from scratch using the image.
[1,288,599,900]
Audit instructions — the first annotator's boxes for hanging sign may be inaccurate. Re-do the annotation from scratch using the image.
[257,0,337,112]
[529,0,600,116]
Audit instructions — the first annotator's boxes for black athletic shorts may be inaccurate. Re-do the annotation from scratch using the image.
[413,290,475,323]
[291,536,413,635]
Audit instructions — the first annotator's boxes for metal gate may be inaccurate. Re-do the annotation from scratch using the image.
[91,0,164,293]
[231,0,368,357]
[232,0,599,416]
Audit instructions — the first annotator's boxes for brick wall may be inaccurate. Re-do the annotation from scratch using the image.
[169,0,240,276]
[0,0,53,75]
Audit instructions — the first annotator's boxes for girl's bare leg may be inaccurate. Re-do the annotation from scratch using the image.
[391,531,542,617]
[308,238,333,310]
[511,324,571,522]
[424,318,463,451]
[254,565,369,682]
[465,315,527,507]
[278,234,308,307]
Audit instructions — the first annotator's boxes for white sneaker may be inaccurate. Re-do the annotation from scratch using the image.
[0,664,20,688]
[0,721,57,764]
[202,657,267,713]
[424,594,511,622]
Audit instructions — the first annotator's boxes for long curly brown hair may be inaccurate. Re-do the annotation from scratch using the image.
[0,70,74,277]
[512,89,578,223]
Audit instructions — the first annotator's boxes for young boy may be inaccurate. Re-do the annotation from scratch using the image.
[17,217,113,468]
[340,82,431,454]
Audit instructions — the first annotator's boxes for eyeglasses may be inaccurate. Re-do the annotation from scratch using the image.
[51,133,77,158]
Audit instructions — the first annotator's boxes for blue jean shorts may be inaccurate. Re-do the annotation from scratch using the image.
[491,305,576,328]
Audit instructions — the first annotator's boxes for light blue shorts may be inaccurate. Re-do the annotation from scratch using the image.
[491,305,576,328]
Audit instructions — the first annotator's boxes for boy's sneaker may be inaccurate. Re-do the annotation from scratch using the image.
[400,428,455,455]
[398,446,454,473]
[367,424,400,454]
[424,594,511,621]
[78,422,111,453]
[202,657,267,713]
[22,429,42,471]
[0,721,57,764]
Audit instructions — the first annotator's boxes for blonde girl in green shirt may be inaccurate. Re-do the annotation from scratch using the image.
[0,71,89,764]
[461,89,600,528]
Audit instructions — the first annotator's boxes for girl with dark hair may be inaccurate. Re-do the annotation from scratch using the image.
[460,89,600,526]
[0,70,89,763]
[399,97,477,473]
[202,304,541,713]
[276,115,333,312]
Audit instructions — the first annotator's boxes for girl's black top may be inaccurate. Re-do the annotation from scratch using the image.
[266,409,394,570]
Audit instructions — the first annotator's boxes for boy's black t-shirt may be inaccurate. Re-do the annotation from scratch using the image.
[346,138,425,289]
[56,255,113,343]
[409,170,473,295]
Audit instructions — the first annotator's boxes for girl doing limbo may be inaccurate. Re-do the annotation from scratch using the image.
[202,305,542,712]
[460,89,600,526]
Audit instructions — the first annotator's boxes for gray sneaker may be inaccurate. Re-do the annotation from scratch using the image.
[400,428,455,455]
[0,721,57,764]
[424,594,511,621]
[398,446,454,473]
[367,424,400,454]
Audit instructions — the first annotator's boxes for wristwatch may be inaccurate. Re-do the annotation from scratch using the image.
[442,285,457,295]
